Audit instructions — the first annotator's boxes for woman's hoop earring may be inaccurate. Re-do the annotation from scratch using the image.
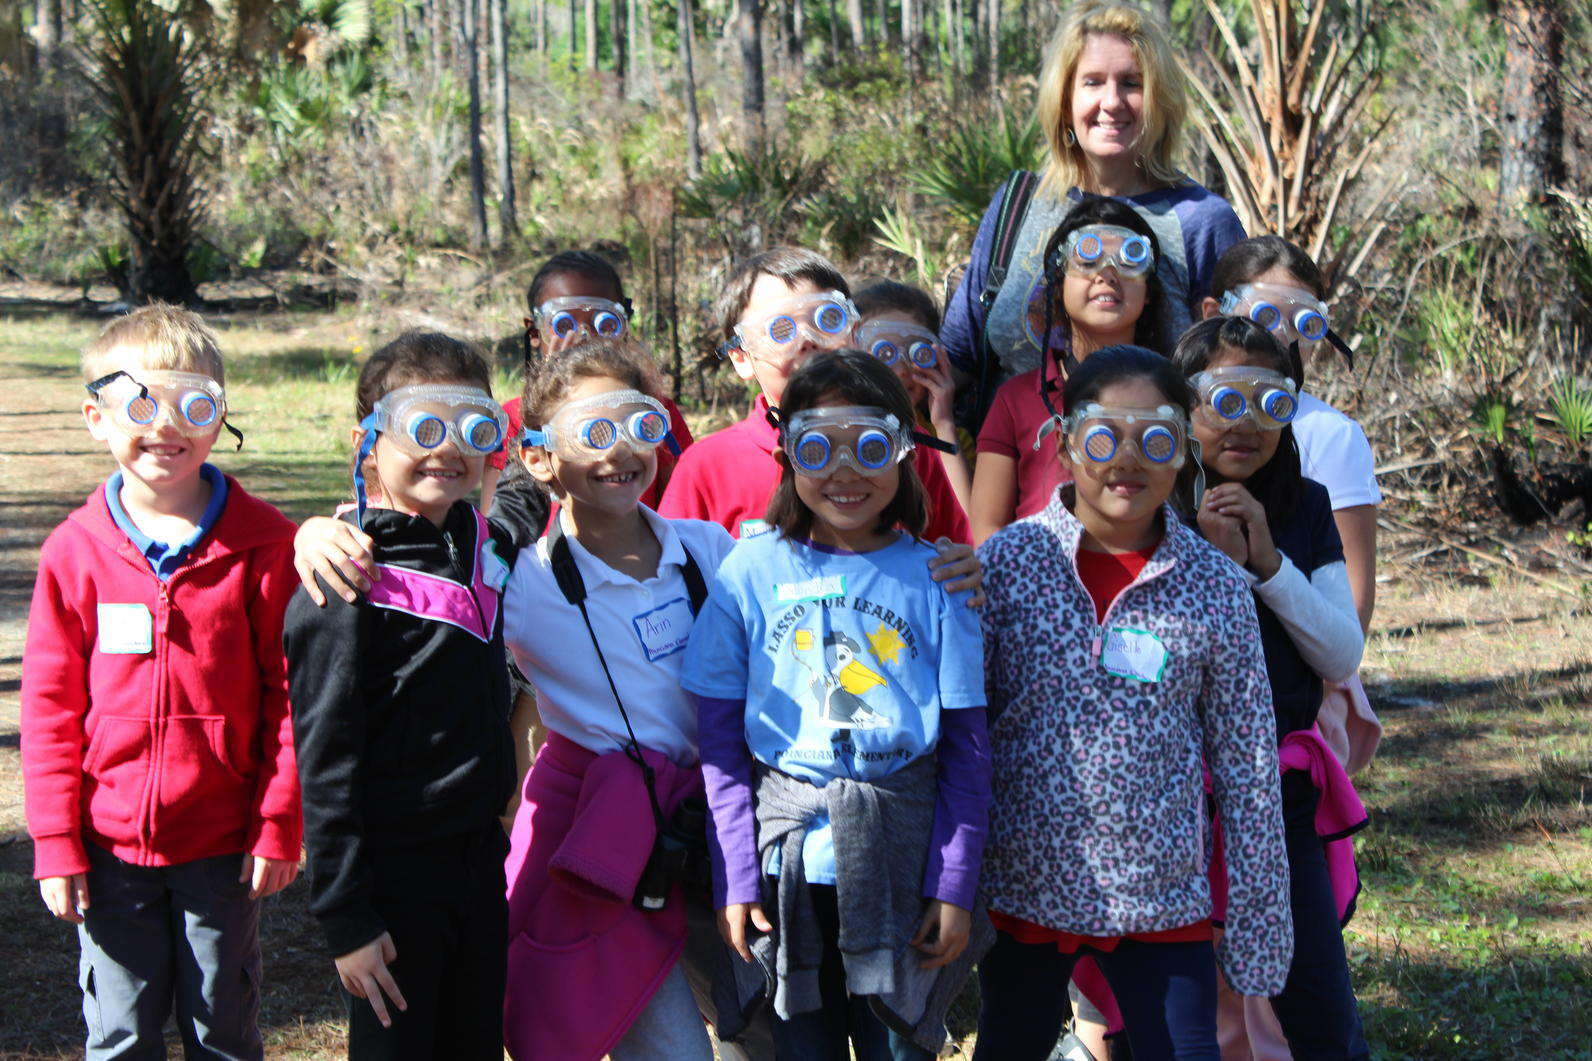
[1064,128,1077,148]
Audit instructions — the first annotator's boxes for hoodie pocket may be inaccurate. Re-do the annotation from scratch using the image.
[157,716,252,831]
[83,716,152,825]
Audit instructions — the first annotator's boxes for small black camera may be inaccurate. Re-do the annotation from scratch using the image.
[633,796,708,912]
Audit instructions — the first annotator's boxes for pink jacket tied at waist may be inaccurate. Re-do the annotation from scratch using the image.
[1209,727,1369,925]
[502,730,705,1060]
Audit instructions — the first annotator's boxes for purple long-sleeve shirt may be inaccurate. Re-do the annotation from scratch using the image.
[696,694,993,912]
[942,177,1247,382]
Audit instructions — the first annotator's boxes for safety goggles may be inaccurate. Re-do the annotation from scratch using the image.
[730,292,857,360]
[1189,367,1299,431]
[86,369,244,450]
[521,388,678,461]
[1219,283,1329,341]
[1039,402,1189,468]
[1051,225,1155,278]
[532,296,631,342]
[361,385,508,458]
[858,320,941,370]
[780,405,915,478]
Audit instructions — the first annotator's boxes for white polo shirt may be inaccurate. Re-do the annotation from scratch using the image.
[503,505,736,766]
[1293,390,1382,510]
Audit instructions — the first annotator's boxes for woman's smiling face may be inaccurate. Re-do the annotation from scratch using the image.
[1070,33,1145,167]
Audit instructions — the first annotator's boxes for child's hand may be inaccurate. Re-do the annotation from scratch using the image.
[1197,499,1249,569]
[241,853,300,900]
[294,517,377,606]
[1203,483,1281,579]
[40,875,89,923]
[911,900,972,970]
[335,932,408,1028]
[717,901,773,963]
[928,539,986,607]
[912,355,957,437]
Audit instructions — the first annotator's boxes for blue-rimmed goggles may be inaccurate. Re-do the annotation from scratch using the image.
[1190,367,1299,430]
[1037,402,1189,469]
[521,388,679,461]
[353,384,505,523]
[1055,224,1155,278]
[729,291,857,360]
[781,405,915,478]
[86,369,243,450]
[533,296,631,342]
[1219,283,1356,367]
[858,320,941,370]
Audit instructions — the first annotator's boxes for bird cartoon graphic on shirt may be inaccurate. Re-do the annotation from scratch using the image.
[791,627,889,729]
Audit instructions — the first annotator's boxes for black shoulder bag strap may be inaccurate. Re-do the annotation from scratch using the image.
[969,169,1040,436]
[544,517,708,833]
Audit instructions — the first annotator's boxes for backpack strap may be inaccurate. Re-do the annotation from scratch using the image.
[965,169,1040,436]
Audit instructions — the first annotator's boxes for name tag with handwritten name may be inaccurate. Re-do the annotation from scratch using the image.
[632,597,694,661]
[98,603,153,655]
[1099,626,1168,684]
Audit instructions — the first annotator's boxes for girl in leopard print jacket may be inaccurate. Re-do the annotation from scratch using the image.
[970,346,1291,1061]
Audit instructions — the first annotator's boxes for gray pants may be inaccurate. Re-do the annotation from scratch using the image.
[77,844,262,1061]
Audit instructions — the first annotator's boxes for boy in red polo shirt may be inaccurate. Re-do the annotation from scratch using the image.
[658,247,970,543]
[22,304,302,1060]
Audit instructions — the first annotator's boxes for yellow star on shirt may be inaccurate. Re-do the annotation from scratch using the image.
[866,621,906,666]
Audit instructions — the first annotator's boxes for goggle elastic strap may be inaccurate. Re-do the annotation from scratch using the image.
[353,415,382,529]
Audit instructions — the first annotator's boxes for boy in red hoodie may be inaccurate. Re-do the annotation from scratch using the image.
[22,304,302,1060]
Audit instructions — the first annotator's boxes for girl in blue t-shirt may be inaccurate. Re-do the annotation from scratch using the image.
[1173,316,1369,1060]
[681,350,993,1061]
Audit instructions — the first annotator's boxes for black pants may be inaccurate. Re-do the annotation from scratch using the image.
[346,824,509,1061]
[1270,779,1369,1061]
[974,930,1219,1061]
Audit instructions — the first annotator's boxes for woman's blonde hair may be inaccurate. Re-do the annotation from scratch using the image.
[1035,1,1187,200]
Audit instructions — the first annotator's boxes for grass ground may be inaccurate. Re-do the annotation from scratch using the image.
[1,311,1588,1059]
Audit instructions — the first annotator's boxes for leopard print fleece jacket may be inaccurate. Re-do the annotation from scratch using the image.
[976,486,1293,996]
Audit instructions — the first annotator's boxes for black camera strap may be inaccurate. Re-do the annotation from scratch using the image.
[544,513,709,833]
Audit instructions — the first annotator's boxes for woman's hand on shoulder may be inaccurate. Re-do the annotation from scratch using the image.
[1202,483,1281,580]
[912,900,972,970]
[928,539,986,608]
[294,517,377,606]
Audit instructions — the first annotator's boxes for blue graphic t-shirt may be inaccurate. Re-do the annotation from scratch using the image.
[682,532,986,881]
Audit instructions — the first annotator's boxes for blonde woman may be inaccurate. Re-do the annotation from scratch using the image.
[943,1,1246,406]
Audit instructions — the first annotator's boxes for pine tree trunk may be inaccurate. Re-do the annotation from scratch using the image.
[456,0,490,250]
[791,0,805,74]
[737,0,765,153]
[585,0,597,70]
[845,0,864,49]
[567,0,577,69]
[1499,0,1565,205]
[679,0,703,177]
[986,0,998,94]
[536,0,546,55]
[825,0,840,59]
[612,0,626,93]
[491,0,516,237]
[637,0,659,96]
[945,0,957,76]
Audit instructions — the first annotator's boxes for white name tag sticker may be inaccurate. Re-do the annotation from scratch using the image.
[97,603,153,655]
[632,597,695,661]
[1099,626,1168,684]
[774,575,847,605]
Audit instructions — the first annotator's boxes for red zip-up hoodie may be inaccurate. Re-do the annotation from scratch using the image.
[22,476,303,879]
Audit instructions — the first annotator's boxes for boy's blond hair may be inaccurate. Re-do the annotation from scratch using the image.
[1035,0,1186,200]
[82,303,226,386]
